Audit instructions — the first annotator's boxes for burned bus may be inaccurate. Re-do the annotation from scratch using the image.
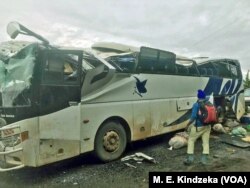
[0,22,245,171]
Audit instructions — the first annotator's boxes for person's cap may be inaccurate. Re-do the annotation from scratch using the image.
[197,89,206,99]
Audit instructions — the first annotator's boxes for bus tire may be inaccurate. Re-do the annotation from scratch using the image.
[94,121,127,162]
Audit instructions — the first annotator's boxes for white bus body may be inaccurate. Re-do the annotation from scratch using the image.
[0,23,245,171]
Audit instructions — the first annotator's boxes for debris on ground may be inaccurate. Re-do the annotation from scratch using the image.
[124,163,136,168]
[241,135,250,143]
[220,134,250,148]
[243,124,250,132]
[212,123,227,133]
[121,152,157,164]
[213,154,220,158]
[168,146,173,150]
[224,119,240,128]
[168,131,188,149]
[230,126,247,137]
[225,147,236,154]
[240,115,250,124]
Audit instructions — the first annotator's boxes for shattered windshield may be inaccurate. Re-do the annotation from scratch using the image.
[0,42,36,107]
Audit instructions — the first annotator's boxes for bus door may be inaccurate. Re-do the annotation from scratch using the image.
[38,50,82,163]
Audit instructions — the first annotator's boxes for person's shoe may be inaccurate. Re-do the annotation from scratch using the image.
[183,154,194,166]
[201,154,209,165]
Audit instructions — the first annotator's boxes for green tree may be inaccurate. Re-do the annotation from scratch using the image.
[244,70,250,89]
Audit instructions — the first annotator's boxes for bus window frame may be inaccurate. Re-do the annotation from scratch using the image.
[175,58,200,77]
[211,60,240,79]
[136,46,177,75]
[137,46,200,77]
[196,59,242,79]
[41,49,83,86]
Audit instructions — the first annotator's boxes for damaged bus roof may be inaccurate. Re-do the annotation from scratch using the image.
[193,57,239,65]
[0,41,33,60]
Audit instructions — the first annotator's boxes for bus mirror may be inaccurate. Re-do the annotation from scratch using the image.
[7,21,49,45]
[7,22,21,39]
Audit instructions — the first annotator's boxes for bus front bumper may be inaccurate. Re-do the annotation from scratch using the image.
[0,126,25,172]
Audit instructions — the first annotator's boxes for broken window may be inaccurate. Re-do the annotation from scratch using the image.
[197,61,217,77]
[42,53,80,84]
[137,47,176,75]
[0,43,36,107]
[212,60,237,78]
[175,59,199,76]
[197,60,240,79]
[105,53,137,73]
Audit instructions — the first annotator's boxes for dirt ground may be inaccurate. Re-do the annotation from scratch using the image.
[0,131,249,188]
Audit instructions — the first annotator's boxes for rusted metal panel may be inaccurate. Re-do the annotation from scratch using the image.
[38,139,80,166]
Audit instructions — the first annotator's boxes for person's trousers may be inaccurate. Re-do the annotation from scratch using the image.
[187,125,211,154]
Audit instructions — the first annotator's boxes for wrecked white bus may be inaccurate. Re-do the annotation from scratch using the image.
[0,22,245,171]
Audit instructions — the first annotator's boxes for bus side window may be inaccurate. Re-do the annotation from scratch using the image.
[189,66,198,75]
[138,47,157,73]
[176,65,189,75]
[200,68,207,76]
[158,51,176,75]
[165,64,175,74]
[43,56,63,82]
[155,61,174,74]
[174,66,178,74]
[207,68,214,76]
[137,47,176,74]
[213,68,219,76]
[144,60,156,72]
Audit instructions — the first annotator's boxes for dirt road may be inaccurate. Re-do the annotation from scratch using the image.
[0,132,249,188]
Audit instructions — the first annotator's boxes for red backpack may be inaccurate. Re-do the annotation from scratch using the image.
[198,101,218,125]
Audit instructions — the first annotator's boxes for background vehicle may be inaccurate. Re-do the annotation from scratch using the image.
[0,22,245,171]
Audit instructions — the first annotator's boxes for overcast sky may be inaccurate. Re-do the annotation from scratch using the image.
[0,0,249,76]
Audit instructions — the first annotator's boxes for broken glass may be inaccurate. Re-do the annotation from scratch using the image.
[0,42,36,107]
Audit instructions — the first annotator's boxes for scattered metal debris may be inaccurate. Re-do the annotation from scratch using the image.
[225,148,236,154]
[213,154,220,158]
[221,135,250,148]
[135,152,157,163]
[124,163,136,168]
[168,146,173,150]
[121,152,157,164]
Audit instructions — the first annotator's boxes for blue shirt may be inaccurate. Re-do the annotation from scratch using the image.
[190,101,204,127]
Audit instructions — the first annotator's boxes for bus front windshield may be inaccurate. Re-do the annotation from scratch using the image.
[0,42,36,107]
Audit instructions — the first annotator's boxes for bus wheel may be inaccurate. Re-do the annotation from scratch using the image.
[94,121,127,162]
